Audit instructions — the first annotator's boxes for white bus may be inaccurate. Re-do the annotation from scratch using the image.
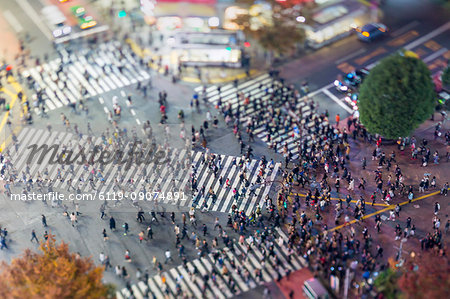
[41,5,72,39]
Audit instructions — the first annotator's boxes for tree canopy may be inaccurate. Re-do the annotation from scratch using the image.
[0,236,109,299]
[442,63,450,88]
[358,53,435,139]
[233,0,311,54]
[374,267,400,299]
[374,253,449,299]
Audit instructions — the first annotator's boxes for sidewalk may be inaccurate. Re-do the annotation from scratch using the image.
[125,37,260,84]
[0,10,21,63]
[276,268,313,299]
[285,111,449,297]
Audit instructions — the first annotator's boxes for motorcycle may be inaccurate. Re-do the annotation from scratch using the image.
[334,80,349,92]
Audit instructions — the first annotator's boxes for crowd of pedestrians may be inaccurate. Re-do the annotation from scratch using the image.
[1,35,448,298]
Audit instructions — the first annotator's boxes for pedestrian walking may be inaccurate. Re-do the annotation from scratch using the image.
[0,236,7,250]
[152,255,158,269]
[147,225,153,239]
[394,204,401,218]
[30,229,39,243]
[137,209,145,223]
[165,249,173,264]
[125,250,132,262]
[109,216,116,231]
[202,224,208,236]
[100,203,106,219]
[102,228,109,241]
[70,212,77,227]
[123,222,129,236]
[99,252,106,265]
[434,202,441,215]
[42,214,47,227]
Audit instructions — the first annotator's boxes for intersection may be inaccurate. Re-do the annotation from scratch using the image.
[0,0,449,298]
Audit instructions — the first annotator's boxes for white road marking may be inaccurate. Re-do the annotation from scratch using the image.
[136,118,141,125]
[103,106,109,114]
[310,83,334,97]
[98,97,104,104]
[366,24,450,70]
[3,10,23,32]
[335,48,367,65]
[366,61,378,70]
[14,0,52,40]
[323,89,353,114]
[130,109,136,116]
[405,21,450,50]
[391,21,420,37]
[423,47,448,63]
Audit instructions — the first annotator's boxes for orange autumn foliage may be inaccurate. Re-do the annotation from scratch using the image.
[0,235,108,299]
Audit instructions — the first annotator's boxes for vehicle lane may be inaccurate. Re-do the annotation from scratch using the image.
[283,22,450,120]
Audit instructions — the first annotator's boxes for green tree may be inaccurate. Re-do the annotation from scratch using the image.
[233,0,311,54]
[442,64,450,88]
[374,268,400,299]
[0,235,111,299]
[358,53,435,139]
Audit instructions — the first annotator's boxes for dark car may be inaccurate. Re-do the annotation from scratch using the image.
[357,23,388,42]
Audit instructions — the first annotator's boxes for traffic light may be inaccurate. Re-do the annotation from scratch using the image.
[244,42,250,48]
[225,47,231,51]
[118,10,126,18]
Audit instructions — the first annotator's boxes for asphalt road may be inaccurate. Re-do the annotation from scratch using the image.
[277,0,450,121]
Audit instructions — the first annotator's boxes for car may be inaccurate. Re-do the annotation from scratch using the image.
[344,68,370,87]
[41,5,71,38]
[78,15,97,30]
[70,5,96,29]
[357,23,388,42]
[70,5,86,18]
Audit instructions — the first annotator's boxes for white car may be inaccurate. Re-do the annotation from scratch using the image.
[41,5,72,38]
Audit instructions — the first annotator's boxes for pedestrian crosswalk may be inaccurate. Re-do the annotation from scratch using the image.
[22,41,150,113]
[194,74,331,160]
[190,151,280,215]
[7,128,279,215]
[116,227,305,299]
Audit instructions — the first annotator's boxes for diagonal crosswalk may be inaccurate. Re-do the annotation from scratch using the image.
[194,74,331,160]
[22,41,150,113]
[7,128,279,215]
[116,228,306,299]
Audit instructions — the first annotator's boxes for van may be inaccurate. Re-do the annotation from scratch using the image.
[41,5,71,38]
[303,277,329,299]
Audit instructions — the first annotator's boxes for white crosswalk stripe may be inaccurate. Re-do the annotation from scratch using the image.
[117,229,304,298]
[8,129,279,216]
[22,42,150,114]
[194,74,332,160]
